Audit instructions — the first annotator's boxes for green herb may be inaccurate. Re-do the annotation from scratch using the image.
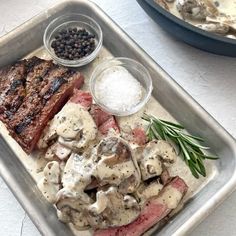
[142,114,218,179]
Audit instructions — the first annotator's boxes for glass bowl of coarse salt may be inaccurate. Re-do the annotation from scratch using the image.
[90,57,153,116]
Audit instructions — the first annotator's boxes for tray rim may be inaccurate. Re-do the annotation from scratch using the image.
[0,0,236,235]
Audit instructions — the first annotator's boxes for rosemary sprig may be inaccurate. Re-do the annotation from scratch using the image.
[142,113,218,179]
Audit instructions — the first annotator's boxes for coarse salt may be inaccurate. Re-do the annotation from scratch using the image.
[94,67,143,112]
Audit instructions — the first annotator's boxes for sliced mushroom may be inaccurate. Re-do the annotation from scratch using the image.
[196,22,229,35]
[177,0,218,20]
[135,179,163,203]
[154,0,170,10]
[94,137,141,193]
[44,143,57,160]
[206,15,236,33]
[154,140,177,165]
[86,186,140,229]
[37,161,61,203]
[57,207,90,230]
[137,140,176,181]
[37,120,58,149]
[57,103,97,150]
[55,143,71,160]
[56,181,94,230]
[59,153,94,204]
[45,142,72,161]
[56,197,91,230]
[61,137,141,195]
[38,103,97,150]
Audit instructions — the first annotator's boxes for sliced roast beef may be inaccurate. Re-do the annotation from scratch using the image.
[98,116,120,135]
[131,127,147,145]
[90,104,112,127]
[95,176,188,236]
[90,104,119,134]
[0,57,84,153]
[69,89,93,109]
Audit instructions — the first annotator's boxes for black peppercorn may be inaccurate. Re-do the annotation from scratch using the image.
[50,27,96,60]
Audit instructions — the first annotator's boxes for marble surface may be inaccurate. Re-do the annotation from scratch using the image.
[0,0,236,235]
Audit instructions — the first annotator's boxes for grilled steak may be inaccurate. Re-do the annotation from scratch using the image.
[0,57,84,153]
[0,61,27,117]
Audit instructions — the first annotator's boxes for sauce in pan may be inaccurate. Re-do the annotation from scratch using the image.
[156,0,236,39]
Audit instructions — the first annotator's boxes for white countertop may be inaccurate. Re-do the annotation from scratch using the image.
[0,0,236,235]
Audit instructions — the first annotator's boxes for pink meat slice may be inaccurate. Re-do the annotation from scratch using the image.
[98,116,120,135]
[95,176,188,236]
[89,104,120,135]
[90,104,112,127]
[69,93,120,134]
[69,89,93,109]
[132,127,147,145]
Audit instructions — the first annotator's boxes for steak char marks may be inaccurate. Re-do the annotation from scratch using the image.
[0,57,84,153]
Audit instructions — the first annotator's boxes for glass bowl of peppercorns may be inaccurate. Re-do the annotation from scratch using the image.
[43,13,103,67]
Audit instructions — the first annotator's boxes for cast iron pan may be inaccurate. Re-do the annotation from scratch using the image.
[137,0,236,57]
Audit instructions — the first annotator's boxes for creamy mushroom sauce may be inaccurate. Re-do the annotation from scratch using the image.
[38,102,97,151]
[156,0,236,39]
[0,47,218,236]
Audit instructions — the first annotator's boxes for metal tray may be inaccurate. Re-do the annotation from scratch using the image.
[137,0,236,57]
[0,1,236,236]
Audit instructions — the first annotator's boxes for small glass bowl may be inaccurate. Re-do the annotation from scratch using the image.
[90,58,153,116]
[43,13,103,67]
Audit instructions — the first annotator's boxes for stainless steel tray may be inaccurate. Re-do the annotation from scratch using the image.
[0,1,236,236]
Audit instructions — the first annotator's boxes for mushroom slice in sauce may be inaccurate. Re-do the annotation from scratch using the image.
[37,120,58,149]
[38,102,97,150]
[45,142,71,161]
[86,186,140,229]
[135,179,163,203]
[56,197,90,230]
[58,152,94,205]
[177,0,219,20]
[58,207,90,230]
[206,15,236,32]
[196,22,229,35]
[60,137,141,198]
[154,0,170,10]
[56,177,94,230]
[37,161,61,203]
[137,140,176,181]
[94,137,141,193]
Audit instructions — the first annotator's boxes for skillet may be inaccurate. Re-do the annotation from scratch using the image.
[137,0,236,57]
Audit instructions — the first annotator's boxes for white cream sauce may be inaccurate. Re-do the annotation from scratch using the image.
[136,181,163,203]
[61,141,139,196]
[37,161,61,203]
[217,0,236,17]
[40,102,97,150]
[87,186,140,227]
[0,47,218,236]
[156,185,183,209]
